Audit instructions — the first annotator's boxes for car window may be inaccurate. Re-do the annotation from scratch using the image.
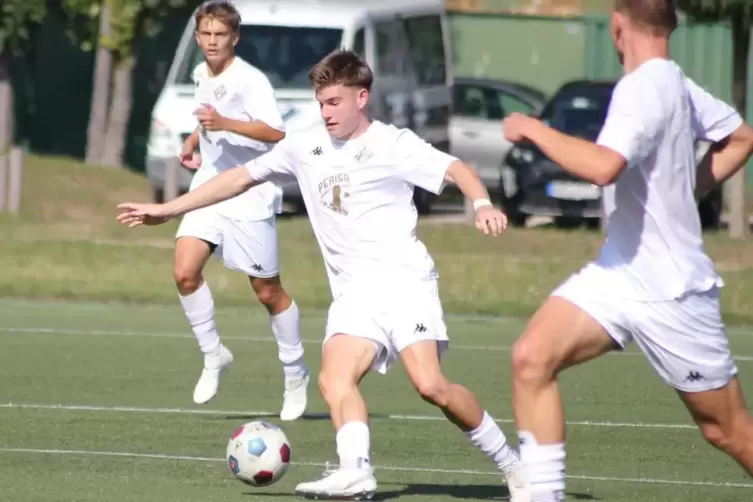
[498,92,535,116]
[454,85,506,120]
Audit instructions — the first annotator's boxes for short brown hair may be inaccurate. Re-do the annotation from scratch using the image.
[194,1,241,33]
[614,0,677,33]
[308,49,374,92]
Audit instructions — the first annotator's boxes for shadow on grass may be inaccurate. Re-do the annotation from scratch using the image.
[245,482,599,500]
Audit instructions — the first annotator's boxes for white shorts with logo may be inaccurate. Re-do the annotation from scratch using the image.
[323,280,449,374]
[175,207,279,279]
[551,265,737,393]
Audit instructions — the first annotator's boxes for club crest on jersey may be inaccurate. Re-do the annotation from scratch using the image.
[214,84,227,100]
[318,173,350,215]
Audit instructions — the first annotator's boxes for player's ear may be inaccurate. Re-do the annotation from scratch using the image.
[357,88,369,110]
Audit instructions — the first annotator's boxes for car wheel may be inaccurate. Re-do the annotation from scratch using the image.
[413,188,435,215]
[698,187,722,230]
[498,176,527,227]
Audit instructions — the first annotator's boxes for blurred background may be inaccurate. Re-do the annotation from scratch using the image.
[2,0,751,235]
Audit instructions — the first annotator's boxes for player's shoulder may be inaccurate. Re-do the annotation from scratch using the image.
[278,123,331,156]
[370,121,421,146]
[232,57,273,86]
[192,62,208,82]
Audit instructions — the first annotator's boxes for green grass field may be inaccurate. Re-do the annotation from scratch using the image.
[2,155,753,500]
[1,299,752,501]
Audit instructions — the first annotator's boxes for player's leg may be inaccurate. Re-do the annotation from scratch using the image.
[511,293,624,501]
[679,378,753,473]
[399,339,530,501]
[174,211,234,405]
[295,333,379,499]
[630,288,753,474]
[222,216,309,420]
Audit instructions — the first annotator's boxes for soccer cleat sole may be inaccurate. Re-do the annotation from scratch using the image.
[295,489,376,500]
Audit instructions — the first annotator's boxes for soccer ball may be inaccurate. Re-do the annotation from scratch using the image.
[225,421,291,487]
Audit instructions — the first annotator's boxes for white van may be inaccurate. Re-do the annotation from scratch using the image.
[146,0,452,214]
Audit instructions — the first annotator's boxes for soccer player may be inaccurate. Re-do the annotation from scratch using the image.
[117,50,532,501]
[171,1,308,419]
[502,1,753,499]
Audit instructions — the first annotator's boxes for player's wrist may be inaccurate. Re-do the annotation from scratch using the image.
[473,198,493,211]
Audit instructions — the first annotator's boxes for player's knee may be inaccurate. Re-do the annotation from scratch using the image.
[318,371,354,406]
[254,282,284,308]
[511,337,556,386]
[698,413,751,455]
[173,265,202,294]
[413,376,451,408]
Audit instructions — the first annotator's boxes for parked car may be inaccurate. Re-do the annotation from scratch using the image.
[449,77,548,193]
[498,79,724,229]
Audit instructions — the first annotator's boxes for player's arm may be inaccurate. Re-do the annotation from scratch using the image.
[395,130,506,235]
[686,78,753,198]
[507,76,662,187]
[117,141,297,227]
[224,72,286,143]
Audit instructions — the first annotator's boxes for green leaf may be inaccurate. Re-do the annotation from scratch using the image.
[0,0,47,54]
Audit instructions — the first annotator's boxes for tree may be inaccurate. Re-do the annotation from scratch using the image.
[64,0,189,168]
[0,1,47,155]
[678,0,753,238]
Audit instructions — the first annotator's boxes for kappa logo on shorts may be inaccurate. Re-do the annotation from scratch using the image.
[414,323,427,334]
[251,263,264,273]
[684,370,705,382]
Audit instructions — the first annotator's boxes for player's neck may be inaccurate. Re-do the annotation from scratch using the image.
[336,117,372,142]
[206,55,236,77]
[622,38,669,73]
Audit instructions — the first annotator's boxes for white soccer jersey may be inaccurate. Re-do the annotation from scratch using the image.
[191,57,284,221]
[244,121,457,299]
[594,58,742,300]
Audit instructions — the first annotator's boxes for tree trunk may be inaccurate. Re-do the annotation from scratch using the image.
[728,17,749,238]
[0,50,12,211]
[85,2,113,165]
[0,51,12,152]
[100,57,135,168]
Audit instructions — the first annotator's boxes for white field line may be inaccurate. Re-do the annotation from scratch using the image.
[2,447,752,489]
[2,297,753,336]
[0,402,698,430]
[3,326,753,361]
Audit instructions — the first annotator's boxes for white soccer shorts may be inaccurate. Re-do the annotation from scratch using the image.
[175,207,279,279]
[323,280,450,374]
[551,264,738,393]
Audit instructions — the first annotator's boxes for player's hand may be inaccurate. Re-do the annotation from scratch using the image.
[179,143,201,169]
[502,112,535,142]
[475,205,508,236]
[195,104,226,131]
[116,203,172,228]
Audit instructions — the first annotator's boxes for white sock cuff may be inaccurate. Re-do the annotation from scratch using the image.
[271,299,298,319]
[467,411,495,438]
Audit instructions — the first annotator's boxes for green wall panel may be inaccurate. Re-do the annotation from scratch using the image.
[450,13,586,94]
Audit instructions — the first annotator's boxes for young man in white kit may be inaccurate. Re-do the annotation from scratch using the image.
[172,1,308,420]
[118,49,532,501]
[502,0,753,499]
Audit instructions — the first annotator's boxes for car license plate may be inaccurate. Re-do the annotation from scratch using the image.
[546,181,600,200]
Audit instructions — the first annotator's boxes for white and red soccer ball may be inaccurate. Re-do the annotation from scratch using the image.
[225,421,291,487]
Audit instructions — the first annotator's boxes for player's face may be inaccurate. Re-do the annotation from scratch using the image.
[316,84,369,139]
[195,17,238,66]
[610,11,626,65]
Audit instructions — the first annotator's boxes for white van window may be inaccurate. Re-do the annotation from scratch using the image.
[375,20,413,79]
[177,25,343,89]
[353,29,365,59]
[403,15,446,86]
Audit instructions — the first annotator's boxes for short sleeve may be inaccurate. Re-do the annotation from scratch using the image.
[394,129,457,194]
[242,70,285,132]
[245,138,297,184]
[685,77,743,142]
[596,74,665,165]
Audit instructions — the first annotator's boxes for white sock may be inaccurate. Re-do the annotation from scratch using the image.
[270,300,306,380]
[466,411,520,471]
[179,282,220,356]
[336,421,371,471]
[518,431,566,501]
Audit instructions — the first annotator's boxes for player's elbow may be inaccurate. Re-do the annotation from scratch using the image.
[591,149,627,186]
[267,129,285,143]
[443,160,478,184]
